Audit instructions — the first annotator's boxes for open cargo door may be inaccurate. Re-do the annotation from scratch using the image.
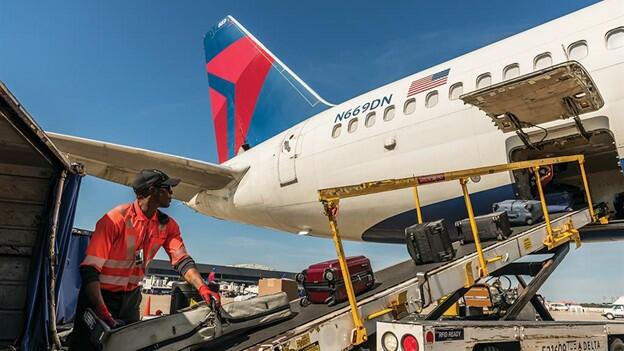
[460,61,604,148]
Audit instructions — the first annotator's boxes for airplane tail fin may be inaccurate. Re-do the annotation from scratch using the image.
[204,16,332,163]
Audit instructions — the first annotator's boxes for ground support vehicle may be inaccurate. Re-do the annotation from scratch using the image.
[377,320,624,351]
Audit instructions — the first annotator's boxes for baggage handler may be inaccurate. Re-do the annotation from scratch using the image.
[70,169,220,350]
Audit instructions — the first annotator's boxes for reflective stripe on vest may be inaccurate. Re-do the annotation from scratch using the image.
[100,274,143,287]
[83,255,106,269]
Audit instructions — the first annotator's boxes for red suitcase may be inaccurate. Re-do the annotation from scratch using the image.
[296,255,374,306]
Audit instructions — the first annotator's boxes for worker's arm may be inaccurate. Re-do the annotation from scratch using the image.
[182,266,205,291]
[164,219,221,306]
[177,258,221,306]
[80,215,118,327]
[81,265,117,327]
[83,273,106,307]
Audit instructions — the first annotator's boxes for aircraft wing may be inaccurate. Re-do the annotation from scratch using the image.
[47,132,245,202]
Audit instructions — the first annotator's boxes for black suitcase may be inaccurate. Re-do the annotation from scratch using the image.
[405,220,455,264]
[455,211,512,243]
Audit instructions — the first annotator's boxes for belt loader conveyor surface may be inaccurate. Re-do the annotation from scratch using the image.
[204,209,591,351]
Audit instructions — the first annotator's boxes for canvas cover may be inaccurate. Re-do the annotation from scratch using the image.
[88,292,293,351]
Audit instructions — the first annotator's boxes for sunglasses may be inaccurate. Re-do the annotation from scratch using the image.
[157,185,172,192]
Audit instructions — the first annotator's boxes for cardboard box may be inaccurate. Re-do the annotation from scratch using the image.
[258,278,299,301]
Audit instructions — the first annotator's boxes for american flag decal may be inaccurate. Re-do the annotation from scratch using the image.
[407,68,450,97]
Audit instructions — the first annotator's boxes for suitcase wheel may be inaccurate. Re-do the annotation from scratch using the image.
[299,297,310,307]
[325,296,336,307]
[295,272,306,284]
[366,275,375,288]
[323,269,335,282]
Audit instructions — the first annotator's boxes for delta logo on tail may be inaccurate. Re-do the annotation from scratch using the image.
[204,16,332,163]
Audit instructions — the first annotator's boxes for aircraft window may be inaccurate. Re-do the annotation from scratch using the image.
[503,64,520,80]
[332,123,342,138]
[476,73,492,89]
[449,83,463,100]
[383,105,395,121]
[348,118,358,133]
[403,98,416,115]
[533,53,552,70]
[567,41,588,60]
[365,111,376,127]
[425,90,438,108]
[606,27,624,50]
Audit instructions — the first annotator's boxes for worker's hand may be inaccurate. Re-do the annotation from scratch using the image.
[198,284,221,309]
[95,303,118,328]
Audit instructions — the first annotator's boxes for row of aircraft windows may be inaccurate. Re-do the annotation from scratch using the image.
[331,27,624,139]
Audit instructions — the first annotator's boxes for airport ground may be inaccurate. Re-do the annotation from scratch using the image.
[140,293,609,322]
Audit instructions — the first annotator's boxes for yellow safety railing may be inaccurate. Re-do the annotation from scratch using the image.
[318,154,601,345]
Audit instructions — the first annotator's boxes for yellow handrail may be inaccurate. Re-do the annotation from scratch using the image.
[412,187,423,224]
[322,201,368,345]
[318,155,585,201]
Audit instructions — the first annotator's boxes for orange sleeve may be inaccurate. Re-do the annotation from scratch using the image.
[163,219,190,266]
[80,215,117,272]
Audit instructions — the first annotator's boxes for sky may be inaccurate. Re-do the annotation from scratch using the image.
[1,0,621,302]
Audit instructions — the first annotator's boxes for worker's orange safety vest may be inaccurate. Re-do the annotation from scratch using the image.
[81,201,189,292]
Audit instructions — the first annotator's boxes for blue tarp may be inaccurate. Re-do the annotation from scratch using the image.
[21,173,82,350]
[56,229,90,324]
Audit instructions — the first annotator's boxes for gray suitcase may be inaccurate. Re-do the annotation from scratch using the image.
[85,292,294,351]
[405,220,455,265]
[492,199,543,225]
[455,211,512,243]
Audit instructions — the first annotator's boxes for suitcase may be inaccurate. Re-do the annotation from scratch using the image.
[297,255,374,306]
[492,199,543,225]
[545,191,576,213]
[85,292,294,351]
[405,220,455,265]
[455,211,512,243]
[544,185,585,213]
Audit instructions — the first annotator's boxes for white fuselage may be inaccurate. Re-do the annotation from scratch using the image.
[188,0,624,241]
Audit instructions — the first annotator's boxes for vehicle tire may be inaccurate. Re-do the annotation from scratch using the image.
[610,338,624,351]
[526,218,533,225]
[607,313,615,320]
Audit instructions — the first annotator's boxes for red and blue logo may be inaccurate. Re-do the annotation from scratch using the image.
[204,17,330,163]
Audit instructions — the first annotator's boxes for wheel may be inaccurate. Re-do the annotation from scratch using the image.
[526,218,533,225]
[366,275,375,288]
[323,269,335,282]
[295,272,306,284]
[607,313,615,320]
[610,338,624,351]
[299,297,310,307]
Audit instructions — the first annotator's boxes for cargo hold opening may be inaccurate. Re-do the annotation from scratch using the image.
[508,127,624,215]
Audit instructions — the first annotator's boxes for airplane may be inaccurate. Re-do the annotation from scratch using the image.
[49,0,624,243]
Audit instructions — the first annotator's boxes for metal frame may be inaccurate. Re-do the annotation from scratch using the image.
[502,244,569,320]
[317,154,600,346]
